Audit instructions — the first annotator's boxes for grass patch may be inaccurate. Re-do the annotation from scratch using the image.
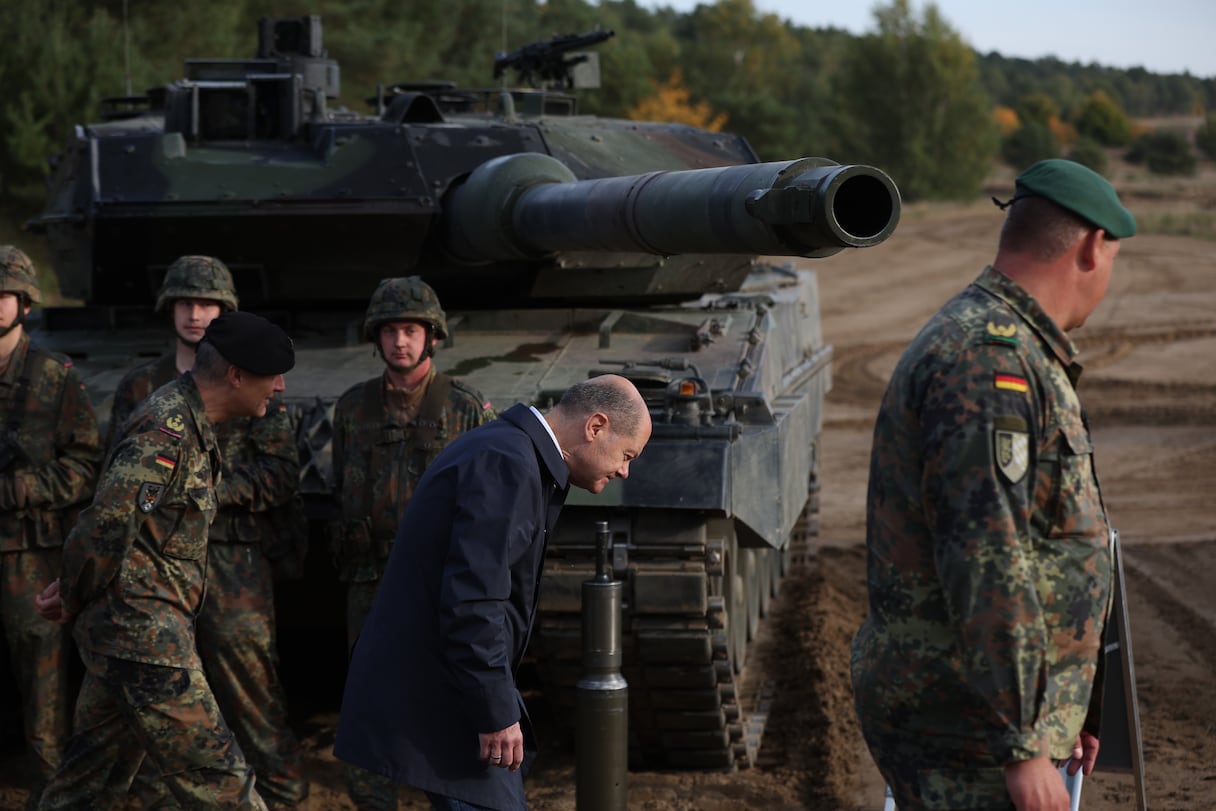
[1137,209,1216,240]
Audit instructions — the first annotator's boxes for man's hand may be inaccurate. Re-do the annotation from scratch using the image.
[1005,754,1070,811]
[479,722,524,771]
[1065,731,1100,776]
[34,578,68,624]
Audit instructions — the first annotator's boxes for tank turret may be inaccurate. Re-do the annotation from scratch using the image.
[31,15,900,771]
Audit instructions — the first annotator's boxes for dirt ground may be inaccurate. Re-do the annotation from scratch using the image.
[3,158,1215,810]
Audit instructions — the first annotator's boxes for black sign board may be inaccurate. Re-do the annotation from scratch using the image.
[1094,530,1148,810]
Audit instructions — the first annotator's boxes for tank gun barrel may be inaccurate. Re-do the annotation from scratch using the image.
[442,154,900,264]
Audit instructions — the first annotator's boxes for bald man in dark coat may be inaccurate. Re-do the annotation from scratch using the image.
[335,375,651,811]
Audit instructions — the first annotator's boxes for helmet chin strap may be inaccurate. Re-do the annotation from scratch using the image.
[386,355,426,377]
[0,305,26,339]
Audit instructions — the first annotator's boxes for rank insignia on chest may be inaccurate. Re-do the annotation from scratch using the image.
[986,321,1019,346]
[137,482,164,513]
[994,428,1029,484]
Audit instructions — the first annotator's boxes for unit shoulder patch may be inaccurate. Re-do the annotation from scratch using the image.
[993,415,1029,484]
[137,482,165,513]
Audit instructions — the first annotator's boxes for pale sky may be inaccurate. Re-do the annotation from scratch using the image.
[633,0,1216,78]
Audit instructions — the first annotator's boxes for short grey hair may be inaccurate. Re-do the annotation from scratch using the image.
[999,195,1093,261]
[556,376,646,436]
[192,340,231,383]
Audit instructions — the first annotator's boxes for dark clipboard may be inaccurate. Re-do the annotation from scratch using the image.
[1094,529,1149,810]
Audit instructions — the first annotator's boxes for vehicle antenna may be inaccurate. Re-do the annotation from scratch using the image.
[122,0,133,96]
[500,0,508,88]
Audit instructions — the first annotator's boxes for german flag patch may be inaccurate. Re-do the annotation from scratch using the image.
[154,454,177,471]
[994,373,1029,393]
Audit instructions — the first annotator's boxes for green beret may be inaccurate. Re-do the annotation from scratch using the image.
[1015,159,1136,239]
[203,311,295,376]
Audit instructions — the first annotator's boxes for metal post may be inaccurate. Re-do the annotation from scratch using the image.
[576,520,628,811]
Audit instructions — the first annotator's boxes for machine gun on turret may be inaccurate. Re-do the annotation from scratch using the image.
[493,29,615,88]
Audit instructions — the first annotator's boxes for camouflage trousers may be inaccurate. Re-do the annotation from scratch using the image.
[344,579,402,811]
[36,651,266,811]
[198,543,307,808]
[874,763,1015,810]
[858,723,1016,810]
[1,547,74,807]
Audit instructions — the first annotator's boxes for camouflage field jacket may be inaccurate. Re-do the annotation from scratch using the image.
[0,333,102,551]
[853,265,1114,766]
[331,369,492,582]
[109,351,300,546]
[62,373,219,669]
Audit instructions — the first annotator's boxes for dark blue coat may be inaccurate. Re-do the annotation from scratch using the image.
[334,404,568,810]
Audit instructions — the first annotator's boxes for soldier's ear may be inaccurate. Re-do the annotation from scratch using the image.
[226,365,242,388]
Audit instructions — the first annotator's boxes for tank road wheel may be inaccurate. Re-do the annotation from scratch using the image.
[741,549,761,643]
[724,537,748,674]
[757,548,774,618]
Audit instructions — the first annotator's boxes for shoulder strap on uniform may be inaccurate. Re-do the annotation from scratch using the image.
[405,373,453,455]
[7,344,52,436]
[418,373,453,425]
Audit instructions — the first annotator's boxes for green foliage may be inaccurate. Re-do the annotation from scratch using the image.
[1001,123,1060,170]
[1016,93,1057,126]
[667,0,842,160]
[1075,90,1133,147]
[1067,137,1108,175]
[0,0,1211,223]
[1125,130,1196,176]
[978,54,1214,119]
[0,4,123,209]
[1195,114,1216,161]
[830,0,998,201]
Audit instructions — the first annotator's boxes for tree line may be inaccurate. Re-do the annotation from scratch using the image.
[2,0,1213,217]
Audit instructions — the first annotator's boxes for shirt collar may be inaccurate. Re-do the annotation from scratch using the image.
[529,405,563,457]
[976,265,1078,367]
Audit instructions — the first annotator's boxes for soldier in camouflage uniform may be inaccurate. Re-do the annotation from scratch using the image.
[331,276,493,810]
[35,311,295,810]
[107,256,308,809]
[0,246,102,809]
[106,255,240,444]
[851,160,1137,810]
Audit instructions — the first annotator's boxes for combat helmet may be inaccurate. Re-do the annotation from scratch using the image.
[0,246,41,304]
[155,255,239,312]
[361,276,448,343]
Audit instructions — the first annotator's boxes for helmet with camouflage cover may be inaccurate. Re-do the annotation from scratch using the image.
[361,276,448,342]
[0,246,41,304]
[155,255,239,312]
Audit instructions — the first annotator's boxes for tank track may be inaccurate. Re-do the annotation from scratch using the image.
[534,489,819,770]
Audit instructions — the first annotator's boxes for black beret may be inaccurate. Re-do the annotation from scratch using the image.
[202,311,295,375]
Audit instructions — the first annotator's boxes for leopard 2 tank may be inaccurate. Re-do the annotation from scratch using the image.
[30,14,900,769]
